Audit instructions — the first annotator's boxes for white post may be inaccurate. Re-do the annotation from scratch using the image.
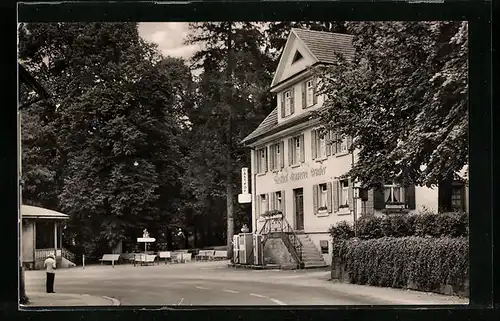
[82,255,85,269]
[54,222,57,252]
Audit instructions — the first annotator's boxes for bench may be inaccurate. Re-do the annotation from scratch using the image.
[181,252,192,263]
[195,250,215,261]
[99,254,121,267]
[158,251,172,264]
[214,251,228,260]
[134,254,157,266]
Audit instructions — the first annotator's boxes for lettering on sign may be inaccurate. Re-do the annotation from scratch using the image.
[273,166,327,184]
[241,167,249,194]
[311,166,326,177]
[291,171,308,181]
[274,175,288,185]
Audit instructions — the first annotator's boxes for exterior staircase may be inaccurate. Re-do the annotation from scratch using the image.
[295,234,327,268]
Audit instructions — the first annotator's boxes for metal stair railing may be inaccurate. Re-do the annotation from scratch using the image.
[258,214,303,267]
[61,247,76,263]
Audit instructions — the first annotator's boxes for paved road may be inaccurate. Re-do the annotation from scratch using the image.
[25,261,468,306]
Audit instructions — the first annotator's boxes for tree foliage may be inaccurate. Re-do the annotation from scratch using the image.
[316,21,468,188]
[19,23,192,255]
[183,22,276,243]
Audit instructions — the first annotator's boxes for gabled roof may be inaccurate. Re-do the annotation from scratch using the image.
[21,205,69,220]
[271,28,355,88]
[241,106,327,145]
[241,108,278,144]
[292,28,355,64]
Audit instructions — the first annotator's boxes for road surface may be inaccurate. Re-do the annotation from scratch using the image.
[25,261,468,306]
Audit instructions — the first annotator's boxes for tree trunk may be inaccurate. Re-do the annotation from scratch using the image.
[194,225,198,248]
[225,21,235,260]
[166,227,173,251]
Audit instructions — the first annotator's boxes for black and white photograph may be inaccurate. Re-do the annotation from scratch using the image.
[18,19,470,307]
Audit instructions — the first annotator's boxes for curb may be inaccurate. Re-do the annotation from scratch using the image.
[102,295,121,306]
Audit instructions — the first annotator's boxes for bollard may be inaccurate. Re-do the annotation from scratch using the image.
[112,259,115,268]
[83,255,85,269]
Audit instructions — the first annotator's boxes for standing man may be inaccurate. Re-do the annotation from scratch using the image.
[44,253,56,293]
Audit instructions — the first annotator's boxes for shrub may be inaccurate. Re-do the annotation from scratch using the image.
[330,212,468,240]
[332,236,469,296]
[329,221,355,241]
[357,216,383,239]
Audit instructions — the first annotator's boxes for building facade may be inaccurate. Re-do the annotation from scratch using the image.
[242,29,469,266]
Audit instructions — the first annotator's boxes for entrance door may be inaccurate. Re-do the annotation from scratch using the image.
[294,188,304,231]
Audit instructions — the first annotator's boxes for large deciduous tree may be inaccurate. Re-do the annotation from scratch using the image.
[18,22,192,256]
[316,21,468,188]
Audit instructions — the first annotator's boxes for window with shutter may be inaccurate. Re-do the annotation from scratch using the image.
[281,190,286,214]
[326,130,332,156]
[327,182,333,213]
[302,82,306,109]
[332,180,339,212]
[259,194,267,215]
[348,178,354,210]
[311,129,317,160]
[306,79,314,107]
[405,185,416,210]
[281,92,285,118]
[269,145,275,170]
[339,179,349,209]
[294,136,300,165]
[280,141,285,168]
[317,183,328,212]
[290,88,295,114]
[264,147,268,172]
[383,183,405,205]
[318,131,326,158]
[313,185,318,214]
[288,138,293,166]
[313,77,318,105]
[373,187,386,210]
[284,90,292,116]
[300,134,305,162]
[270,142,281,171]
[257,148,267,174]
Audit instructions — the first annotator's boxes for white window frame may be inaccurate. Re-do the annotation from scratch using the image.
[384,183,404,205]
[306,79,314,107]
[318,183,328,210]
[271,143,280,171]
[294,136,301,164]
[340,136,348,153]
[275,191,282,212]
[317,132,326,158]
[260,194,268,215]
[257,148,267,174]
[340,179,349,208]
[284,90,292,116]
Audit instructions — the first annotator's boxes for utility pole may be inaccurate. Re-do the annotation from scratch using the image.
[351,147,358,238]
[225,22,234,260]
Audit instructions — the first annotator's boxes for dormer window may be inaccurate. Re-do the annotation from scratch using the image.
[306,79,314,106]
[302,78,317,109]
[281,89,294,118]
[292,51,303,64]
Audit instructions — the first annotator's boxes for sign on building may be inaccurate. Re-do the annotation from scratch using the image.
[239,167,251,204]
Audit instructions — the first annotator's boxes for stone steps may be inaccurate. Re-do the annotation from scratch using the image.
[295,234,327,268]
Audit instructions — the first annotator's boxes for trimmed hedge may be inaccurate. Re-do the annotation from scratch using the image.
[332,237,469,296]
[329,212,468,240]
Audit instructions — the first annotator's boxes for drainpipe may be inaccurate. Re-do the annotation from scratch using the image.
[351,148,357,238]
[250,147,257,233]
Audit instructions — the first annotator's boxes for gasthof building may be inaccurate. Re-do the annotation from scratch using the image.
[241,29,468,267]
